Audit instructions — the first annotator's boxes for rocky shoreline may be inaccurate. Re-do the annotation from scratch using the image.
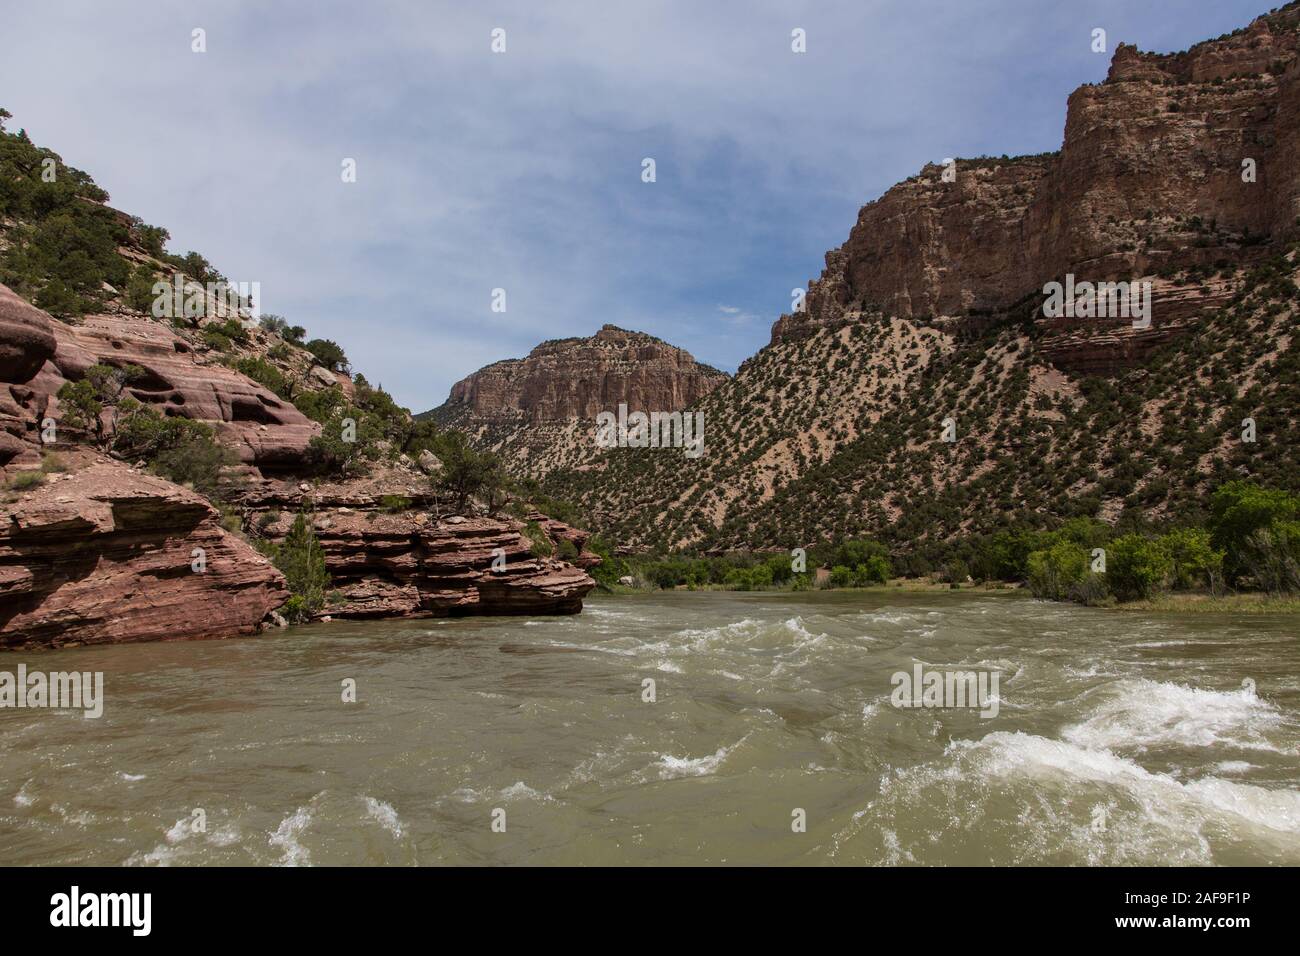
[0,283,598,650]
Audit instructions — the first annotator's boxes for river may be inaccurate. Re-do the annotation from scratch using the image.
[1,590,1297,865]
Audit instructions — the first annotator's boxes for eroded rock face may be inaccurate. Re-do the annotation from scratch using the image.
[526,510,601,569]
[50,313,319,469]
[772,6,1300,370]
[245,486,597,619]
[0,460,287,649]
[0,284,320,472]
[438,325,727,423]
[0,284,57,386]
[0,286,59,470]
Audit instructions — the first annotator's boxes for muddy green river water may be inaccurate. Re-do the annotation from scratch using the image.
[1,590,1297,865]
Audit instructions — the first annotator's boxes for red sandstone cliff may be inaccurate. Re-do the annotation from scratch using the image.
[772,5,1300,371]
[0,283,318,476]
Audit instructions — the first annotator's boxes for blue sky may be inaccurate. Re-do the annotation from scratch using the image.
[0,0,1270,410]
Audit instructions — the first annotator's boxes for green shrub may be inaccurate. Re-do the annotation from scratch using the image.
[305,338,348,372]
[7,470,45,490]
[524,520,554,557]
[1208,481,1299,585]
[1027,541,1090,601]
[1159,527,1224,592]
[1106,534,1171,602]
[232,357,289,398]
[111,400,234,497]
[280,595,309,623]
[56,363,144,442]
[258,512,330,622]
[434,430,508,513]
[126,264,158,314]
[1240,523,1300,595]
[203,329,232,352]
[39,452,68,473]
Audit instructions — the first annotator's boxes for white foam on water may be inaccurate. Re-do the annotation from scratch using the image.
[51,804,92,827]
[583,606,627,619]
[13,781,33,808]
[838,728,1300,865]
[968,731,1300,836]
[783,617,825,650]
[1064,679,1292,753]
[880,828,916,865]
[855,609,919,627]
[117,772,146,782]
[543,640,640,657]
[362,796,404,838]
[269,804,313,866]
[656,735,748,780]
[127,844,178,867]
[1215,761,1253,775]
[1063,662,1111,678]
[498,781,553,802]
[210,824,241,847]
[674,618,765,649]
[164,816,192,844]
[449,786,488,803]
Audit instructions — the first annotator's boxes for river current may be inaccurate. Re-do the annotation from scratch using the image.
[1,590,1297,865]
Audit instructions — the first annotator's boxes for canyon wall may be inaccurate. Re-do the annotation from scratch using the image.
[773,7,1300,371]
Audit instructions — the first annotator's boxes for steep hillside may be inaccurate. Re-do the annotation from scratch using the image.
[424,324,727,478]
[538,5,1300,554]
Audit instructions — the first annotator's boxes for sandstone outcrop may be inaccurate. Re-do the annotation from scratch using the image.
[0,285,59,471]
[0,279,601,645]
[0,283,320,475]
[51,312,319,469]
[0,457,287,649]
[243,480,597,618]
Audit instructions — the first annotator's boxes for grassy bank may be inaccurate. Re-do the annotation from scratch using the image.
[1114,592,1300,613]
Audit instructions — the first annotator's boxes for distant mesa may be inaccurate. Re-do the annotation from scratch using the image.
[426,325,727,425]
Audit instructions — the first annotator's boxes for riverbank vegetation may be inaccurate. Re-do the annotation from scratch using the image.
[586,481,1298,609]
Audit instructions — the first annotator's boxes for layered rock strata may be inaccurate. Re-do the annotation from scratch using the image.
[0,459,287,649]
